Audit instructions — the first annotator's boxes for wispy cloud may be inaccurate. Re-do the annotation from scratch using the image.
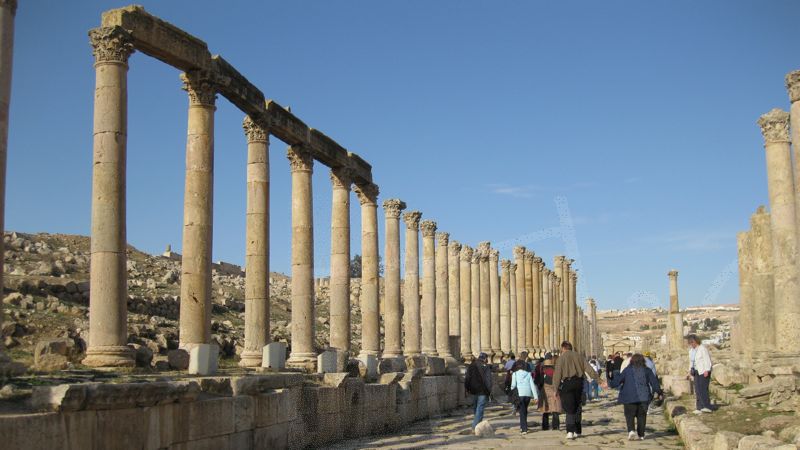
[486,182,597,198]
[638,230,736,251]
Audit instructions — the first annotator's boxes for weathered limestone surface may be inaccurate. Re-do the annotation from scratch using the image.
[329,167,352,353]
[420,220,438,356]
[488,249,501,359]
[435,232,451,357]
[477,242,492,356]
[531,256,541,348]
[513,246,526,354]
[667,270,684,352]
[447,240,461,351]
[240,117,270,367]
[355,183,380,357]
[523,251,534,350]
[499,259,511,353]
[509,263,518,354]
[403,211,423,357]
[459,246,473,361]
[758,108,800,352]
[382,199,406,358]
[750,207,775,351]
[470,250,481,357]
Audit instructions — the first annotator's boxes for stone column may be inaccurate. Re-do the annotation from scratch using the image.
[355,183,380,357]
[522,251,533,350]
[551,272,559,348]
[784,72,800,238]
[489,249,501,359]
[736,231,754,354]
[667,270,684,351]
[569,269,578,345]
[470,249,481,357]
[84,26,136,367]
[382,199,406,358]
[435,231,451,357]
[403,211,423,357]
[513,246,527,354]
[420,220,438,356]
[477,242,492,356]
[286,145,316,370]
[459,245,474,361]
[587,298,598,357]
[535,257,545,348]
[750,207,775,351]
[758,109,800,352]
[239,116,270,367]
[448,240,462,349]
[542,268,551,350]
[329,167,352,353]
[178,71,217,352]
[500,259,511,354]
[530,255,541,350]
[556,276,564,343]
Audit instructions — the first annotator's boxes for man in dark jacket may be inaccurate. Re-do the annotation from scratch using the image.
[465,352,493,429]
[554,341,600,440]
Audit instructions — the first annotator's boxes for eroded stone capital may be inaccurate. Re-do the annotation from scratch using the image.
[757,108,790,144]
[383,199,407,218]
[243,116,269,143]
[460,245,473,261]
[420,220,438,237]
[354,183,379,206]
[403,211,422,230]
[668,270,678,278]
[1,0,18,14]
[500,259,511,270]
[89,26,135,65]
[287,145,314,173]
[786,71,800,103]
[477,242,491,260]
[570,271,578,281]
[524,250,535,262]
[533,256,543,266]
[436,232,449,246]
[448,240,462,257]
[513,246,526,260]
[181,70,217,107]
[489,249,499,262]
[330,167,353,191]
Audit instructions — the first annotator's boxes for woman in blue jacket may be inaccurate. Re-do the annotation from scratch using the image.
[609,353,662,441]
[510,360,539,434]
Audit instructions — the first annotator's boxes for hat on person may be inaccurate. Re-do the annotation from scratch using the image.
[478,352,489,361]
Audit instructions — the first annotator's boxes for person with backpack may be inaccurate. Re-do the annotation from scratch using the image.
[465,352,493,430]
[504,356,520,416]
[535,353,561,431]
[510,359,539,434]
[609,353,663,440]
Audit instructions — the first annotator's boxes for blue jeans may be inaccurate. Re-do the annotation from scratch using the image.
[472,394,489,429]
[591,380,600,399]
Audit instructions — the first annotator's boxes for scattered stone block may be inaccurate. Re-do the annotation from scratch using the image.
[759,414,797,431]
[317,349,347,373]
[737,434,791,450]
[378,356,406,374]
[32,384,88,412]
[767,377,796,411]
[322,373,349,388]
[474,419,494,437]
[129,344,153,368]
[34,338,75,371]
[423,356,445,376]
[261,342,286,370]
[740,380,774,399]
[378,372,404,385]
[712,431,743,450]
[712,363,747,388]
[188,344,218,375]
[167,349,190,370]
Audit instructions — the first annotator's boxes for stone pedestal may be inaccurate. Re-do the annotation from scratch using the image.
[355,183,380,357]
[240,116,270,367]
[420,220,438,356]
[403,211,423,356]
[329,167,352,353]
[382,199,406,358]
[84,27,136,368]
[436,232,451,357]
[188,344,218,375]
[459,246,473,361]
[513,246,526,354]
[262,342,287,370]
[286,145,316,370]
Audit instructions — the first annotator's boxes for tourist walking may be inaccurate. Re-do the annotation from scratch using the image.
[535,353,561,431]
[610,353,663,440]
[554,341,600,439]
[589,356,602,400]
[686,334,714,414]
[465,352,493,430]
[510,359,539,434]
[503,352,517,371]
[503,354,520,415]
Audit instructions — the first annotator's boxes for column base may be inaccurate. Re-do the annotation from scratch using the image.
[422,349,439,357]
[463,353,475,363]
[286,352,317,372]
[382,350,404,359]
[83,346,135,368]
[238,350,263,368]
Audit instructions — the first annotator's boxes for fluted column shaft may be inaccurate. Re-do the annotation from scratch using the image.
[329,168,352,353]
[286,145,316,369]
[500,260,511,353]
[758,109,800,352]
[510,263,518,353]
[84,26,135,367]
[356,184,380,356]
[470,252,481,357]
[478,242,492,355]
[513,247,526,354]
[403,211,423,356]
[489,249,501,358]
[382,199,406,357]
[436,232,451,357]
[459,246,474,360]
[240,117,270,367]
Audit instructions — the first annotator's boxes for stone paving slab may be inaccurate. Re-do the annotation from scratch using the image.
[327,396,684,449]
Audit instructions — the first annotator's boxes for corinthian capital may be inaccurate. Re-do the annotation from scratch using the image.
[524,250,535,262]
[460,245,474,262]
[448,240,462,256]
[383,199,407,218]
[420,220,438,237]
[436,232,449,246]
[668,269,678,278]
[181,70,217,107]
[477,241,491,260]
[533,256,543,268]
[513,246,526,260]
[287,145,313,173]
[554,255,565,267]
[89,26,134,65]
[243,116,269,143]
[330,167,353,191]
[403,211,422,230]
[489,249,499,262]
[786,70,800,103]
[500,259,511,270]
[757,108,790,144]
[354,183,379,206]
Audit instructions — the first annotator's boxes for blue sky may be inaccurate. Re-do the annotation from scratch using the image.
[7,1,799,310]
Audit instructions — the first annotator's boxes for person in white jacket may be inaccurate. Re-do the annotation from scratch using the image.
[686,334,713,414]
[510,360,540,435]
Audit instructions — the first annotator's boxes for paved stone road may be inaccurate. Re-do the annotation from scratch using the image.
[329,396,684,449]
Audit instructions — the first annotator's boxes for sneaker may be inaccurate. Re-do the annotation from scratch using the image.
[693,409,703,415]
[628,431,637,441]
[639,434,646,440]
[701,408,713,413]
[567,432,576,440]
[521,430,528,435]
